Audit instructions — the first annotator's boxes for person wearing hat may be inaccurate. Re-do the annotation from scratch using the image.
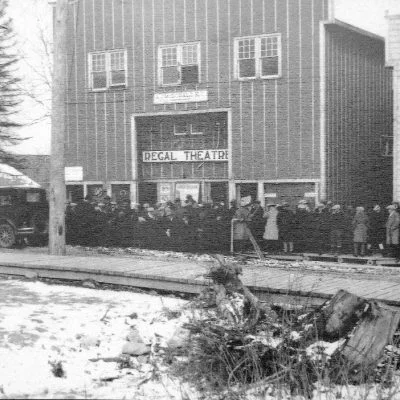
[277,201,295,253]
[293,199,313,253]
[249,200,265,244]
[73,193,98,246]
[232,197,252,252]
[352,206,369,257]
[263,202,279,252]
[386,204,400,261]
[368,204,386,256]
[312,203,330,255]
[328,204,346,255]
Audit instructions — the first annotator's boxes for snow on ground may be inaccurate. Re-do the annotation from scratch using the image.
[0,278,192,399]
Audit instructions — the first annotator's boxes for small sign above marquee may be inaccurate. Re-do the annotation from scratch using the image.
[65,166,83,182]
[153,90,208,104]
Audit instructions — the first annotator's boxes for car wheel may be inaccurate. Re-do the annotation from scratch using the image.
[0,224,16,248]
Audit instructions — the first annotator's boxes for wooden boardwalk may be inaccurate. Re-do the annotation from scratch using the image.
[1,250,400,306]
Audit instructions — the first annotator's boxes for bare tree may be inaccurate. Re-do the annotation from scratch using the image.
[16,0,52,124]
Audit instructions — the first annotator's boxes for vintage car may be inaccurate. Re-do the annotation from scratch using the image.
[0,187,49,248]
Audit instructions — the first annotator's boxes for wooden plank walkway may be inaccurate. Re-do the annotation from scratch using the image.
[1,251,400,306]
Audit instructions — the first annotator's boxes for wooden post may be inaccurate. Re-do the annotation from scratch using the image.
[49,0,67,255]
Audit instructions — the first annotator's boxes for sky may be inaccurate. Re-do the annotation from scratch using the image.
[6,0,400,155]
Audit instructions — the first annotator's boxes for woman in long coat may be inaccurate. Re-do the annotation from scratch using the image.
[352,206,369,256]
[386,204,400,260]
[276,202,295,253]
[263,203,279,252]
[232,199,252,252]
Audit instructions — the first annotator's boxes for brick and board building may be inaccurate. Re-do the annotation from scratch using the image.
[60,0,393,207]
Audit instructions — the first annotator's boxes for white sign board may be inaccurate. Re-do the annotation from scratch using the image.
[158,182,173,203]
[175,183,200,203]
[143,149,228,163]
[153,90,208,104]
[65,166,83,182]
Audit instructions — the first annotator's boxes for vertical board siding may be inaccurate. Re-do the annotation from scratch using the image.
[325,27,393,205]
[66,0,348,189]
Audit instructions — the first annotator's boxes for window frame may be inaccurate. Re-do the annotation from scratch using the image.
[158,42,201,87]
[88,49,128,91]
[173,122,204,136]
[234,34,282,81]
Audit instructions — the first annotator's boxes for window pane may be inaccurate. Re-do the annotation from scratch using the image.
[174,121,188,135]
[162,66,180,84]
[239,58,256,78]
[92,53,106,72]
[92,71,107,89]
[111,70,126,86]
[238,39,255,59]
[110,51,125,70]
[261,56,279,76]
[261,36,279,57]
[181,65,199,84]
[191,120,204,135]
[182,44,198,65]
[161,47,177,67]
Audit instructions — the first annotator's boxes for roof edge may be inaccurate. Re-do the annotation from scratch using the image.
[324,19,385,42]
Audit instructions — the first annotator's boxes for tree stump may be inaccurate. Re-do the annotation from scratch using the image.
[340,301,400,369]
[310,289,368,340]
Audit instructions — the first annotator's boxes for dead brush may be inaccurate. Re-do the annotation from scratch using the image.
[170,258,400,399]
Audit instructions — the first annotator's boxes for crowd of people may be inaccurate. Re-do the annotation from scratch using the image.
[65,194,400,260]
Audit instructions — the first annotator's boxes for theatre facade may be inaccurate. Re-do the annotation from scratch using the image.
[61,0,393,207]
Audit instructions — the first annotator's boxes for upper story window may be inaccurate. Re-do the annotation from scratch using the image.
[173,121,204,136]
[89,49,127,90]
[234,34,281,80]
[158,42,200,86]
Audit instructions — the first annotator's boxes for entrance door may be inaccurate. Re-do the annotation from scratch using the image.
[139,183,158,205]
[111,184,131,205]
[66,185,84,203]
[210,182,228,204]
[237,183,257,203]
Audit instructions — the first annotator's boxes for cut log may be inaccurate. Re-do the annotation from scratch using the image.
[340,301,400,369]
[309,289,368,340]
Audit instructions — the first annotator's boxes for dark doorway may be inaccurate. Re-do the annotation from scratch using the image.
[111,184,131,205]
[66,185,84,203]
[238,183,257,203]
[139,183,158,206]
[211,182,228,204]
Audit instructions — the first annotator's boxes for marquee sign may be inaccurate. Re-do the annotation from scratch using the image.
[153,90,208,104]
[143,149,228,163]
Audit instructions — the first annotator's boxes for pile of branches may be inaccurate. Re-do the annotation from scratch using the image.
[174,255,400,398]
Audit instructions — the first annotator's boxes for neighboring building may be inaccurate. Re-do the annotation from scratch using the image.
[386,13,400,201]
[61,0,392,207]
[0,164,41,188]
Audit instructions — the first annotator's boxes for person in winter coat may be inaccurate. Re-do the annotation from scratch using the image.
[263,203,279,252]
[293,200,312,252]
[276,202,295,253]
[352,206,369,256]
[329,204,346,255]
[232,198,252,252]
[312,203,330,254]
[386,204,400,261]
[368,204,386,255]
[249,201,265,243]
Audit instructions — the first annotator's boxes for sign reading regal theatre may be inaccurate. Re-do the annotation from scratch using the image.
[143,149,228,163]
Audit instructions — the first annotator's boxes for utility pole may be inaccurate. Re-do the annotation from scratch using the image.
[49,0,67,255]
